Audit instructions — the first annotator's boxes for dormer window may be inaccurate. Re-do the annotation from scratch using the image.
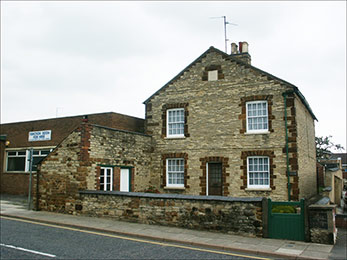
[208,70,218,81]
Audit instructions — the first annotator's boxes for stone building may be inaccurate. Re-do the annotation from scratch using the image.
[35,123,152,213]
[144,44,317,202]
[0,112,144,195]
[2,43,318,212]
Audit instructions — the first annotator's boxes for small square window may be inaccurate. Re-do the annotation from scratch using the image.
[208,70,218,81]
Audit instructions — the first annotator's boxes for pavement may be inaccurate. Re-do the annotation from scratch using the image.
[0,194,346,260]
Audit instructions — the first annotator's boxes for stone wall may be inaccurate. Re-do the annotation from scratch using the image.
[88,125,152,192]
[34,123,152,213]
[145,49,315,200]
[78,191,264,237]
[34,130,82,212]
[295,95,317,199]
[309,204,337,244]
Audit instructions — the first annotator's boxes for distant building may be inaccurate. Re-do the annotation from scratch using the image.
[330,153,347,179]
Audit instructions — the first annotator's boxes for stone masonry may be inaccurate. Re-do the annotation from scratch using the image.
[78,191,264,238]
[145,47,317,201]
[309,204,337,244]
[33,46,317,216]
[34,123,152,213]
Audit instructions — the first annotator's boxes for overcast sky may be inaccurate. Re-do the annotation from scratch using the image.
[1,1,346,149]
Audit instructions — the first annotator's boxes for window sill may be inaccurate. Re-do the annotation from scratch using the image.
[245,188,272,192]
[164,186,185,190]
[4,171,34,174]
[244,131,270,135]
[165,136,186,140]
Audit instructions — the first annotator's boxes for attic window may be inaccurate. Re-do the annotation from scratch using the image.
[208,70,218,81]
[202,65,224,81]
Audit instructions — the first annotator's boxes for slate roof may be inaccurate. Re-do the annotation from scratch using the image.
[330,153,347,165]
[143,46,317,121]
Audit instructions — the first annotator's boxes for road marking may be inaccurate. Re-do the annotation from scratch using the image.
[1,216,269,260]
[0,243,56,258]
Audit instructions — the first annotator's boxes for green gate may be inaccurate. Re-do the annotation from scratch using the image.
[268,199,305,241]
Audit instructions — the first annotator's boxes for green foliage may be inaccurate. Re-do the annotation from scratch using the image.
[318,186,325,193]
[315,135,344,161]
[272,205,297,213]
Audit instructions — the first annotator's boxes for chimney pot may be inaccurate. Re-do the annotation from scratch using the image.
[231,41,251,65]
[231,43,238,54]
[239,42,243,53]
[241,41,248,53]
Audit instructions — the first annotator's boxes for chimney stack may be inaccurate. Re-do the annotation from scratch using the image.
[230,41,251,65]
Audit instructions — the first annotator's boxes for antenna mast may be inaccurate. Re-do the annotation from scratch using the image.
[223,16,228,53]
[210,16,237,53]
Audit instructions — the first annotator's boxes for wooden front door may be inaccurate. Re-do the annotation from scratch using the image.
[208,163,222,196]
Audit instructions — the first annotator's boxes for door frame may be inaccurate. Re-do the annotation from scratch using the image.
[200,156,229,196]
[206,162,223,196]
[206,163,209,196]
[120,167,133,192]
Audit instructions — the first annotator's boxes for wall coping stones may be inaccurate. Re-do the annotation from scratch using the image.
[309,204,336,210]
[79,190,264,202]
[91,124,151,137]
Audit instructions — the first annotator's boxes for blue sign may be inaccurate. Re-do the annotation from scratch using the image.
[28,130,52,141]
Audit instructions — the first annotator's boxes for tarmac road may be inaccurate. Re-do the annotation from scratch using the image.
[0,217,269,260]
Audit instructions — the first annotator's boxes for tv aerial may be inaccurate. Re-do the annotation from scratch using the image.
[210,16,238,53]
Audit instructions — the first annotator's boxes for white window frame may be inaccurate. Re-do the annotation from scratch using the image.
[166,158,185,188]
[100,167,113,191]
[166,108,185,138]
[247,156,270,189]
[206,163,209,196]
[246,101,269,133]
[6,150,27,172]
[5,148,52,172]
[208,70,218,81]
